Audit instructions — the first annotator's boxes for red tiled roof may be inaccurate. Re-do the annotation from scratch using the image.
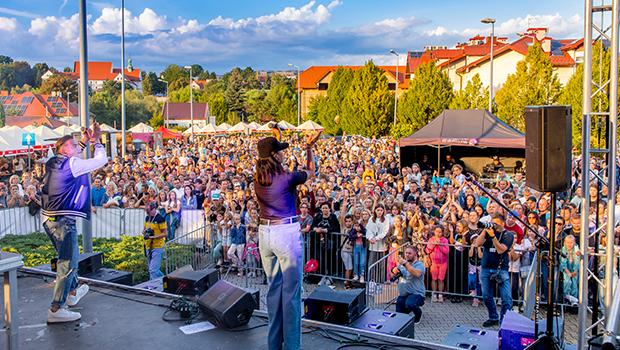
[549,52,575,67]
[1,92,76,118]
[72,61,141,81]
[299,65,409,90]
[161,102,209,120]
[560,38,584,51]
[6,115,67,128]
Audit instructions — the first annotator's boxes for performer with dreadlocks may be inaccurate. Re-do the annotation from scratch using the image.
[254,123,321,350]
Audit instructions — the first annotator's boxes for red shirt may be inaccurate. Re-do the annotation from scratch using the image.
[505,223,524,244]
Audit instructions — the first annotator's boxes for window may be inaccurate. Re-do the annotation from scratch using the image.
[388,83,396,91]
[21,96,34,104]
[318,83,329,90]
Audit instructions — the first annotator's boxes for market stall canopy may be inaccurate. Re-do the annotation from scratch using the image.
[32,125,61,144]
[198,124,221,134]
[247,122,261,131]
[227,122,249,133]
[399,109,525,149]
[100,123,119,133]
[217,123,232,131]
[182,125,201,135]
[296,120,324,131]
[68,124,82,132]
[277,120,296,130]
[54,125,76,136]
[23,125,37,131]
[128,122,154,133]
[0,125,25,134]
[155,126,182,139]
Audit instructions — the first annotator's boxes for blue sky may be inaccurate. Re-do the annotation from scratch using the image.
[0,1,583,74]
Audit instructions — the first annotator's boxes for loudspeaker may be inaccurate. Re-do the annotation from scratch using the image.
[525,105,572,192]
[197,280,257,328]
[442,325,498,350]
[304,285,366,325]
[51,252,103,275]
[349,309,415,339]
[163,268,219,296]
[84,267,133,286]
[499,311,564,350]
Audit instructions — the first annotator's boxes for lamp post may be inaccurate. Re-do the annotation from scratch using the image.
[120,0,127,157]
[481,17,495,113]
[390,49,399,126]
[159,78,169,127]
[183,65,194,142]
[288,63,301,126]
[66,91,71,117]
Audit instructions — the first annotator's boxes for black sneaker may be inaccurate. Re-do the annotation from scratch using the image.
[414,315,422,325]
[482,319,499,328]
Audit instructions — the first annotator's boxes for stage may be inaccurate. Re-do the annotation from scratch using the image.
[0,269,581,350]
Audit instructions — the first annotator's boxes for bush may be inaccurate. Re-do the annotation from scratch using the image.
[0,233,150,284]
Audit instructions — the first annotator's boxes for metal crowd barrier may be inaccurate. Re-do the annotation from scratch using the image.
[366,242,411,309]
[163,224,213,275]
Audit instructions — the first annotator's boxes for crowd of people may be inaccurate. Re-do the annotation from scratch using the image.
[1,130,616,327]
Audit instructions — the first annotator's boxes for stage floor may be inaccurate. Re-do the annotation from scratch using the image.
[1,270,580,350]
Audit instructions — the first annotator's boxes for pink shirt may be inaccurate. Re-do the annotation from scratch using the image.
[426,236,449,264]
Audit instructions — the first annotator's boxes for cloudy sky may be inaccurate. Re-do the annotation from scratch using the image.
[0,0,583,74]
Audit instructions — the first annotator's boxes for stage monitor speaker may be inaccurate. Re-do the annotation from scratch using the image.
[525,105,572,192]
[499,310,564,350]
[442,325,499,350]
[163,268,219,296]
[197,279,257,329]
[304,285,366,325]
[51,252,103,275]
[349,309,415,339]
[84,267,133,286]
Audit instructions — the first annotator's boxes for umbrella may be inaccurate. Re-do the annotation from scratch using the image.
[182,125,201,135]
[277,120,297,130]
[296,120,324,131]
[100,123,119,132]
[199,124,220,134]
[227,122,249,133]
[247,122,261,131]
[217,123,232,131]
[257,123,273,132]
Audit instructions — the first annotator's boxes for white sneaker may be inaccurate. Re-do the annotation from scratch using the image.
[67,284,89,307]
[48,308,81,323]
[353,275,359,281]
[359,276,365,283]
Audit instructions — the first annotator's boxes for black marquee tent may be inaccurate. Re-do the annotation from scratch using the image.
[399,109,526,174]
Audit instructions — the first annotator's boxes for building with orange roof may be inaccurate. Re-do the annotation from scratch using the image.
[41,61,142,92]
[298,65,408,118]
[0,91,78,127]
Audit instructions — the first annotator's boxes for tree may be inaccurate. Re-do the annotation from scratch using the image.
[12,61,35,87]
[32,63,50,88]
[558,41,609,147]
[396,62,453,138]
[0,64,15,90]
[494,42,562,131]
[0,104,5,127]
[89,91,117,126]
[39,74,78,96]
[225,69,245,115]
[169,85,207,103]
[265,79,296,124]
[207,92,227,124]
[340,61,393,137]
[161,64,187,91]
[149,113,164,128]
[0,55,13,65]
[244,89,269,122]
[307,66,354,135]
[449,73,489,110]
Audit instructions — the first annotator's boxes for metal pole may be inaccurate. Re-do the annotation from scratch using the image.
[120,0,126,158]
[578,3,593,347]
[190,67,194,142]
[78,0,93,253]
[605,0,618,312]
[489,22,494,112]
[394,54,399,126]
[297,66,300,126]
[546,192,556,337]
[166,82,169,127]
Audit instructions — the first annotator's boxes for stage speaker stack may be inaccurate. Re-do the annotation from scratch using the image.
[163,268,219,296]
[51,252,103,275]
[198,280,258,329]
[349,310,415,339]
[442,325,499,350]
[303,285,366,325]
[524,105,572,192]
[499,311,564,350]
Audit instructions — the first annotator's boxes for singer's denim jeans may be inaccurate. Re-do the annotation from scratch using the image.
[43,217,79,308]
[259,222,303,350]
[480,268,512,322]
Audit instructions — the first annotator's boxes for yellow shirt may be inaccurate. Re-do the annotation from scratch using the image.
[144,213,167,249]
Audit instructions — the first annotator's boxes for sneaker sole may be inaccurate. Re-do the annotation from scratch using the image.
[47,317,81,324]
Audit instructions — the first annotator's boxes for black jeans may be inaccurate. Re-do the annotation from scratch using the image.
[396,293,425,321]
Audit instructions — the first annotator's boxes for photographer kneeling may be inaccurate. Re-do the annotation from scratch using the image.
[144,202,167,280]
[391,246,426,324]
[473,212,514,328]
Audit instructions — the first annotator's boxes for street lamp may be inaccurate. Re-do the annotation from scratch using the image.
[183,65,194,142]
[481,17,496,113]
[288,63,301,126]
[159,77,169,127]
[66,91,71,117]
[390,49,399,126]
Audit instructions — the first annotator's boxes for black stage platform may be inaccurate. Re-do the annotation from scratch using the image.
[1,270,455,350]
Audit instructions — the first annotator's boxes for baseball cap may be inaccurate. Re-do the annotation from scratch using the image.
[257,137,289,158]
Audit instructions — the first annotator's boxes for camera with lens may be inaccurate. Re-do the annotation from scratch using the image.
[143,228,154,240]
[390,271,403,282]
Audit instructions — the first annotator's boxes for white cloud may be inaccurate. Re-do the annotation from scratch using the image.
[327,0,342,10]
[0,7,38,19]
[92,7,167,35]
[175,19,205,34]
[0,16,17,31]
[29,14,80,46]
[425,26,448,36]
[496,13,581,37]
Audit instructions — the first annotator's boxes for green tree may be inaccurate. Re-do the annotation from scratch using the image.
[169,85,207,103]
[494,42,562,131]
[449,73,488,110]
[244,89,269,122]
[207,92,227,124]
[0,55,13,65]
[149,113,164,128]
[558,41,609,147]
[161,64,187,91]
[0,64,15,90]
[11,61,34,87]
[39,74,78,96]
[225,69,245,115]
[340,60,393,137]
[265,80,296,124]
[396,62,453,138]
[32,63,50,88]
[307,66,354,135]
[89,91,117,126]
[0,104,5,127]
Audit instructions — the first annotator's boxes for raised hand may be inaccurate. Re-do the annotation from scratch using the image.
[306,130,322,147]
[90,121,102,143]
